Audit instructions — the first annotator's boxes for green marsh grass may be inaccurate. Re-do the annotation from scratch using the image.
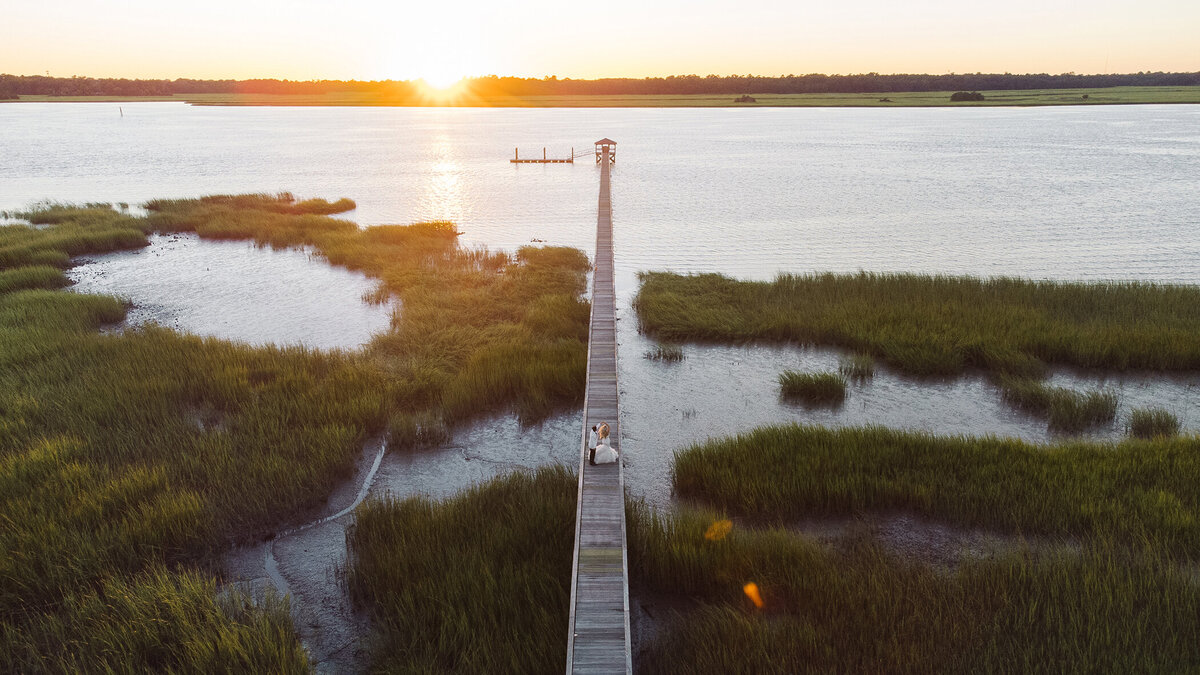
[1,195,591,670]
[346,466,576,673]
[778,370,846,404]
[1127,407,1181,439]
[838,352,875,380]
[0,265,67,293]
[628,503,1200,674]
[998,377,1118,431]
[144,192,356,216]
[1,567,308,673]
[671,424,1200,555]
[386,410,451,449]
[645,343,685,362]
[634,271,1200,377]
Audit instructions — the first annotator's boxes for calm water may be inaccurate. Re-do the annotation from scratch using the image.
[4,102,1200,506]
[4,103,1199,286]
[68,233,393,350]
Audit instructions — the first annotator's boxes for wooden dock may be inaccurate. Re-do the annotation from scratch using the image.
[565,145,631,674]
[511,147,579,163]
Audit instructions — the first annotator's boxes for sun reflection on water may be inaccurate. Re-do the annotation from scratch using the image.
[418,136,472,224]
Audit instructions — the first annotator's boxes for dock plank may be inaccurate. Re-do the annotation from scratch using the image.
[565,146,632,674]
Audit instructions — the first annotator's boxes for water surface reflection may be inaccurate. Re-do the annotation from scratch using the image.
[68,233,393,350]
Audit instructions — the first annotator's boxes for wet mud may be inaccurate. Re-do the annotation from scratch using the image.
[222,413,578,672]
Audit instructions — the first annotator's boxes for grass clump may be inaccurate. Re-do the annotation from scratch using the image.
[778,370,846,405]
[671,424,1200,555]
[628,503,1200,674]
[1,197,591,669]
[386,410,450,449]
[144,192,356,216]
[644,343,684,362]
[1127,407,1181,439]
[634,271,1200,377]
[838,352,875,380]
[347,466,576,672]
[998,377,1118,431]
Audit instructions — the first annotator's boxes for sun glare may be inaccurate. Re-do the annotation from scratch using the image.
[422,71,463,90]
[416,77,467,103]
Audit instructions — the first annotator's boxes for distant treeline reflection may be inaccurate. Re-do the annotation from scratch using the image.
[3,71,1199,99]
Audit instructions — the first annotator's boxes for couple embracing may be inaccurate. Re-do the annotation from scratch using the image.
[587,422,617,465]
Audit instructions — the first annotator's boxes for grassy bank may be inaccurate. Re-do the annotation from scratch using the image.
[635,271,1200,377]
[347,467,577,672]
[1,195,590,670]
[671,424,1200,555]
[628,504,1200,674]
[10,85,1200,107]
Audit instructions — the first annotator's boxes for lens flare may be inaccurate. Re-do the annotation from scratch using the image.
[704,519,733,541]
[743,582,764,609]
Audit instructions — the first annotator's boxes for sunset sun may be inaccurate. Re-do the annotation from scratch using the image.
[420,70,464,90]
[415,75,467,103]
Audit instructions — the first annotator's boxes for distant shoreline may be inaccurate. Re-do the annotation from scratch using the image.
[6,86,1200,107]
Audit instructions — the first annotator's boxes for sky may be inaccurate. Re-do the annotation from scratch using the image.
[3,0,1199,83]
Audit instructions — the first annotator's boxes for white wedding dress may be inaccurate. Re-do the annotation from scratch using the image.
[593,438,618,464]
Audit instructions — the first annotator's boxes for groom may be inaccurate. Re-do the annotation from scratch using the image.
[588,425,599,465]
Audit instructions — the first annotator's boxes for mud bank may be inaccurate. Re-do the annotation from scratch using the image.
[222,412,579,672]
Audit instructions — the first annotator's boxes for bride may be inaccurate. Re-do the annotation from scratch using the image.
[593,422,618,464]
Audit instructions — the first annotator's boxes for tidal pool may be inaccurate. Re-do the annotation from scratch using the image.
[68,233,393,350]
[617,337,1200,509]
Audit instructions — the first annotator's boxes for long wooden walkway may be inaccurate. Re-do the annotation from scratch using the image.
[565,146,632,674]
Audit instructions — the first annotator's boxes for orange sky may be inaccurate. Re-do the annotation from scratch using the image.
[3,0,1198,82]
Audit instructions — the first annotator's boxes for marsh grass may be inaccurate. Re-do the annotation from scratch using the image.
[346,466,576,673]
[628,503,1200,674]
[1127,407,1181,439]
[778,370,846,404]
[671,424,1200,555]
[1,568,308,673]
[1,195,591,670]
[386,410,451,449]
[144,192,356,216]
[0,265,67,293]
[838,353,875,380]
[634,271,1200,377]
[644,343,685,362]
[998,377,1118,431]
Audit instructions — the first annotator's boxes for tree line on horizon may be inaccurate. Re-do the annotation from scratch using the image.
[2,71,1199,99]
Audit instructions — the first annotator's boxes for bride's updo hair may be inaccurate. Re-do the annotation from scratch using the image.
[598,422,610,439]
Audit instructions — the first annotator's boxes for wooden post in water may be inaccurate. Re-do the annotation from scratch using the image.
[565,142,631,674]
